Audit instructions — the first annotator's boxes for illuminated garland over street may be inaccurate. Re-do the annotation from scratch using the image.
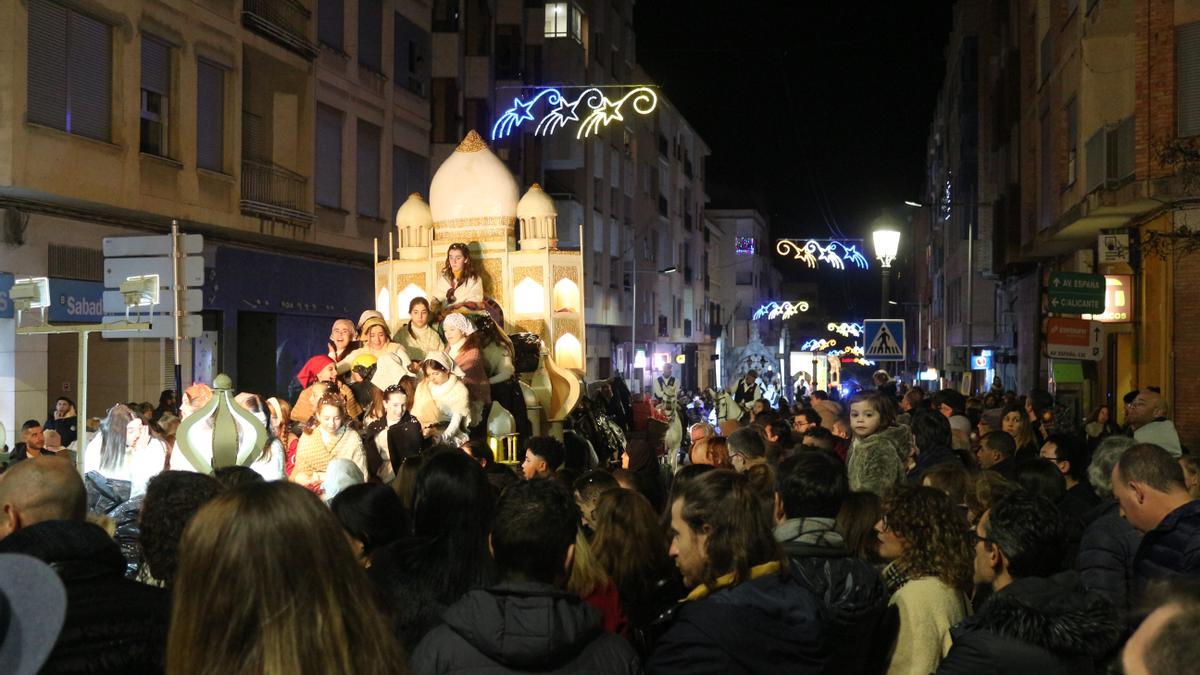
[829,343,876,367]
[827,322,865,338]
[491,86,659,140]
[775,239,870,270]
[800,338,838,352]
[753,300,810,321]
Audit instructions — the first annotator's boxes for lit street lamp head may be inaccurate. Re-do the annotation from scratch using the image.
[872,227,901,268]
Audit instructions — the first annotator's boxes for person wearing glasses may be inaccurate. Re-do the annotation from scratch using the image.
[874,486,973,675]
[433,243,484,314]
[937,492,1120,673]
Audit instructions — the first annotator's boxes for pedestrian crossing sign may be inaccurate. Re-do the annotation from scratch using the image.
[863,319,906,361]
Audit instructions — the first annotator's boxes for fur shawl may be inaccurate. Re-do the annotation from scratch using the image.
[847,423,911,497]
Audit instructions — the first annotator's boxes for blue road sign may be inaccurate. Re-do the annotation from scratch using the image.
[864,319,906,361]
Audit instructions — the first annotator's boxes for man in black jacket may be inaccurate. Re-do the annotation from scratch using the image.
[937,492,1121,673]
[0,455,170,673]
[773,451,887,674]
[648,470,829,674]
[410,479,638,674]
[1112,443,1200,591]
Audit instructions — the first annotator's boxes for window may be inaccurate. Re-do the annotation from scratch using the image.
[358,0,382,72]
[1065,98,1078,186]
[464,98,490,138]
[495,25,521,80]
[1178,22,1200,137]
[196,59,225,171]
[392,146,428,216]
[315,104,343,208]
[140,36,171,156]
[27,0,112,141]
[394,14,430,96]
[465,0,490,57]
[317,0,343,51]
[431,78,458,143]
[357,120,381,218]
[544,3,568,38]
[432,0,459,32]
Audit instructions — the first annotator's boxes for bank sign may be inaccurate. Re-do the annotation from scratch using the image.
[48,278,104,323]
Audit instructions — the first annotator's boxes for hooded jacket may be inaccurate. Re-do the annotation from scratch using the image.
[776,519,889,674]
[1076,500,1141,615]
[647,562,829,675]
[0,519,170,674]
[848,424,911,497]
[409,581,640,674]
[936,572,1122,674]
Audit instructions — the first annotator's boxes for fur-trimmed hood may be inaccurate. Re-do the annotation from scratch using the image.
[961,571,1121,655]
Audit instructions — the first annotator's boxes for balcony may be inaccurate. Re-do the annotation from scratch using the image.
[242,0,318,60]
[240,159,315,226]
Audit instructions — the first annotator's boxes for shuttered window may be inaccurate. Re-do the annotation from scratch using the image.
[392,146,428,217]
[196,60,225,171]
[394,13,430,96]
[315,104,343,208]
[317,0,343,50]
[356,120,381,218]
[357,0,382,71]
[1178,22,1200,137]
[140,36,171,156]
[27,0,111,141]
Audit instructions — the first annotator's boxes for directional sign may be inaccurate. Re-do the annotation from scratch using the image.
[863,319,905,361]
[103,314,202,339]
[103,234,203,257]
[1048,272,1105,314]
[102,231,205,340]
[102,288,202,315]
[103,257,204,289]
[1045,317,1102,361]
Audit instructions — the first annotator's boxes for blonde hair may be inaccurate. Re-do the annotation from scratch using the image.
[566,528,610,598]
[167,482,405,675]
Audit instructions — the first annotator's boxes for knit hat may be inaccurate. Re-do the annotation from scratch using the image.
[422,351,465,378]
[0,553,68,675]
[297,355,335,388]
[441,312,476,336]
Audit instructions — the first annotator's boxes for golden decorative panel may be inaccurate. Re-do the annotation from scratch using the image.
[392,272,427,290]
[553,317,581,337]
[515,319,546,338]
[513,265,544,283]
[432,217,516,242]
[479,258,504,303]
[552,265,579,285]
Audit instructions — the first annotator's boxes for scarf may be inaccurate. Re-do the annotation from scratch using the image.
[773,517,845,549]
[427,374,472,425]
[881,560,912,595]
[685,560,782,602]
[297,355,335,388]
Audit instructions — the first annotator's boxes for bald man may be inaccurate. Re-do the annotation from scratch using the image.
[0,455,87,540]
[1128,388,1183,457]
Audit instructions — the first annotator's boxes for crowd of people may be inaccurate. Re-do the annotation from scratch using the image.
[1,262,1198,672]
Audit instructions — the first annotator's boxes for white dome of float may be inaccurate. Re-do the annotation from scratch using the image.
[517,183,556,219]
[430,131,519,225]
[395,192,432,231]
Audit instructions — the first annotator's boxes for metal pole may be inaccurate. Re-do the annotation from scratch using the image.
[880,267,891,319]
[76,330,89,475]
[965,216,974,394]
[630,249,637,384]
[171,221,183,401]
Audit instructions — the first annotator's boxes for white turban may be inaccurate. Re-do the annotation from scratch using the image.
[441,312,476,336]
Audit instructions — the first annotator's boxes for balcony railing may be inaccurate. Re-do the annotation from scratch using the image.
[240,159,315,226]
[242,0,318,60]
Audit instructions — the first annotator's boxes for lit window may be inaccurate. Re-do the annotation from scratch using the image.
[544,3,568,38]
[735,237,756,255]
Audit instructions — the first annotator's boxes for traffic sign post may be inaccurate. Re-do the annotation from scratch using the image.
[1045,317,1102,361]
[864,319,906,361]
[1047,272,1105,314]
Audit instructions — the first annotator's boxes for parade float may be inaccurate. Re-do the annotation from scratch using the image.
[372,130,586,461]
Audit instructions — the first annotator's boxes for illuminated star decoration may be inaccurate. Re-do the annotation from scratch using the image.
[829,343,876,367]
[490,86,659,141]
[827,322,865,338]
[774,239,870,270]
[800,338,838,352]
[752,300,811,321]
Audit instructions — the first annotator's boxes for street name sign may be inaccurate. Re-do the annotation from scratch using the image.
[1048,272,1105,314]
[864,319,905,361]
[102,232,204,339]
[1045,317,1102,361]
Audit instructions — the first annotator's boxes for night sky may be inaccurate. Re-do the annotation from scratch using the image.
[634,1,954,318]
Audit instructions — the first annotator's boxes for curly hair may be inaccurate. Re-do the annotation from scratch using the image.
[303,390,349,434]
[883,485,973,592]
[140,471,222,586]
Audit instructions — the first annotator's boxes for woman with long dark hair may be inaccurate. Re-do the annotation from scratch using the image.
[620,433,664,512]
[908,408,961,480]
[433,243,484,311]
[474,315,531,441]
[1000,403,1038,462]
[395,296,445,365]
[368,451,497,652]
[83,403,169,508]
[167,482,404,674]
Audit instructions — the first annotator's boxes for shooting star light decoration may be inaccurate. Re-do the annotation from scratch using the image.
[775,239,870,270]
[753,300,811,321]
[491,86,659,141]
[827,322,865,338]
[800,338,838,352]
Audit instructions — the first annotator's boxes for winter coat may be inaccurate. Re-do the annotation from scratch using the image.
[647,562,830,674]
[1077,500,1142,615]
[0,519,170,674]
[936,572,1122,674]
[1132,419,1182,457]
[1133,498,1200,592]
[885,574,971,675]
[848,424,911,497]
[777,518,889,674]
[908,443,962,482]
[409,581,640,674]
